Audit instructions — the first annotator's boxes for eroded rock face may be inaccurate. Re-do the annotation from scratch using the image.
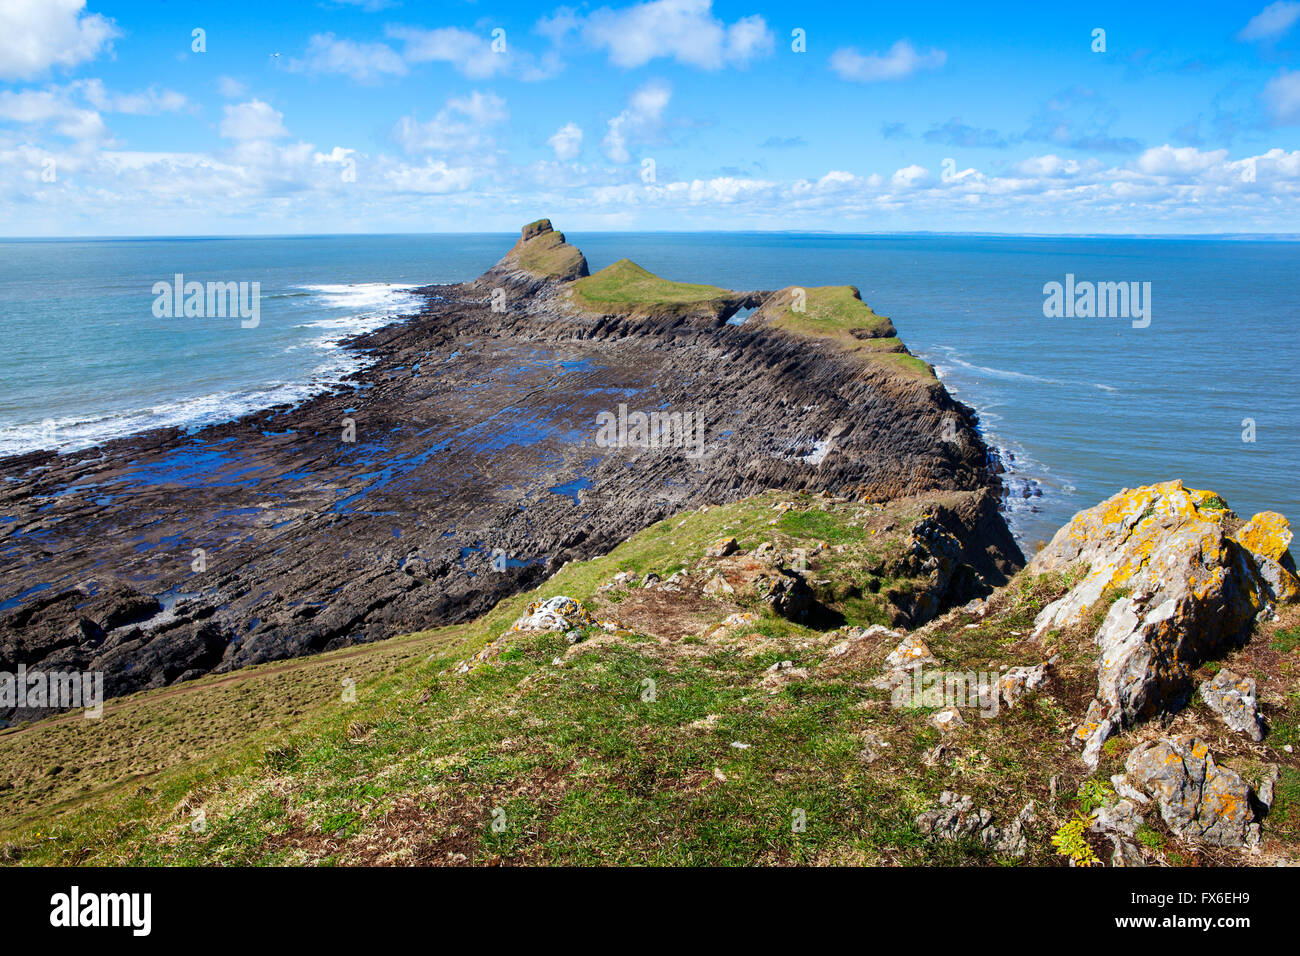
[1116,735,1259,848]
[1029,481,1297,763]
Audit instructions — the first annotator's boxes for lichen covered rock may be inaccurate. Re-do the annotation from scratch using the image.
[1198,668,1265,742]
[1028,481,1296,762]
[1116,735,1259,848]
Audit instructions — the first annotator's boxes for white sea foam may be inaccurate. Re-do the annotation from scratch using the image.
[0,283,423,458]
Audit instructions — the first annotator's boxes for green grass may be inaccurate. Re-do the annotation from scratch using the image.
[570,259,734,314]
[4,488,1295,867]
[513,228,587,279]
[1271,626,1300,653]
[767,285,896,342]
[761,286,934,380]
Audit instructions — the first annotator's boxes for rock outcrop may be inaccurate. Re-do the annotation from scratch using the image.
[915,791,1036,857]
[1114,735,1260,848]
[1198,669,1266,741]
[1028,481,1297,764]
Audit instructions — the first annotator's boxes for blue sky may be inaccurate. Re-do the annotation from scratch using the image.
[3,0,1300,234]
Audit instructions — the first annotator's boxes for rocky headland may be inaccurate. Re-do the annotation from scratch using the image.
[0,220,1017,721]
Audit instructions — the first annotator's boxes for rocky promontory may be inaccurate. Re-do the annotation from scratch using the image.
[0,220,1017,721]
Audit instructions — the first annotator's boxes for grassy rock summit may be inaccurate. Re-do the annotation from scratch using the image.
[2,223,1296,868]
[496,218,589,282]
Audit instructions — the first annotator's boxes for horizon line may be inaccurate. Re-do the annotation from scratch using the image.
[3,229,1300,242]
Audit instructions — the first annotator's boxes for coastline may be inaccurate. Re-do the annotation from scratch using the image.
[0,222,1021,720]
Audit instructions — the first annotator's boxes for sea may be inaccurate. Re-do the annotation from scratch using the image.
[2,232,1296,551]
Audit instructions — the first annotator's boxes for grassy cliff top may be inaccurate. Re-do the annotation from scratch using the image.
[570,259,735,314]
[3,487,1298,866]
[765,285,896,341]
[515,229,588,279]
[756,286,934,380]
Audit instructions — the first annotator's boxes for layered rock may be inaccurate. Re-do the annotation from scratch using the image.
[0,222,1016,719]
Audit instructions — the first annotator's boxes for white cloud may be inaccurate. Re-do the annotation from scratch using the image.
[1136,144,1229,175]
[393,92,508,154]
[891,164,931,188]
[577,0,773,70]
[385,159,479,194]
[0,0,117,80]
[0,88,107,141]
[288,33,407,83]
[830,40,947,83]
[220,100,288,140]
[387,26,506,80]
[548,122,583,160]
[1265,69,1300,124]
[1238,2,1300,41]
[78,80,187,115]
[604,80,671,162]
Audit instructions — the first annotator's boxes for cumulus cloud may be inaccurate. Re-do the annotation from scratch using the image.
[0,0,117,81]
[1238,2,1300,41]
[0,88,107,141]
[1136,144,1230,175]
[8,140,1300,235]
[548,122,583,160]
[561,0,773,70]
[604,80,671,162]
[830,40,946,83]
[891,164,931,188]
[220,100,288,140]
[393,92,508,154]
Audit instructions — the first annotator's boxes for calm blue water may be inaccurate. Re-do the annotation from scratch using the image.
[1,233,1296,549]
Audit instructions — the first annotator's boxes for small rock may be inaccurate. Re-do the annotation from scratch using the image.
[1117,735,1259,847]
[915,792,1034,857]
[999,660,1051,709]
[1092,799,1145,837]
[883,634,936,671]
[931,707,965,733]
[705,537,739,558]
[688,714,720,731]
[859,732,889,764]
[1108,835,1147,868]
[922,743,951,767]
[1198,668,1265,742]
[703,573,735,597]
